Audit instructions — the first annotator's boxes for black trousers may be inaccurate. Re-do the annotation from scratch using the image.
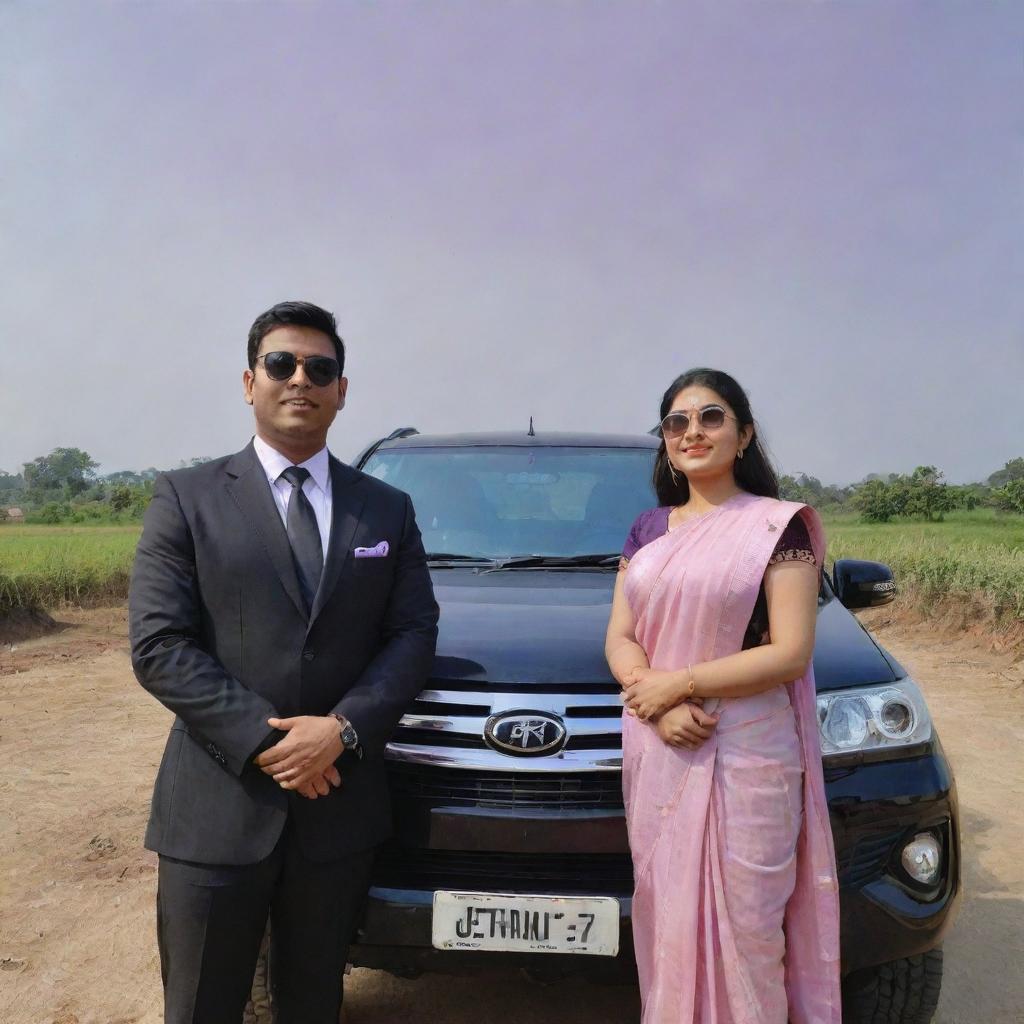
[156,821,374,1024]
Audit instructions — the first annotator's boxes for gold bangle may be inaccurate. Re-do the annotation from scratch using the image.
[686,663,696,697]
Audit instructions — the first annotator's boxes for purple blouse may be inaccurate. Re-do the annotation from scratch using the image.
[622,505,814,649]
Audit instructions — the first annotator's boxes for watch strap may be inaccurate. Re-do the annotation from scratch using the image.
[328,713,362,757]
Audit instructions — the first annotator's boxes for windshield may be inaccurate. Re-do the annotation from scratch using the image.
[362,445,657,559]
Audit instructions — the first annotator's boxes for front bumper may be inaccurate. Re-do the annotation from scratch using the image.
[350,743,960,979]
[828,739,962,974]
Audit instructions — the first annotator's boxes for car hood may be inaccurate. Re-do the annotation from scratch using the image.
[429,569,899,691]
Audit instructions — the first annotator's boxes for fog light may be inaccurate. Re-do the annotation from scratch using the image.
[901,833,941,885]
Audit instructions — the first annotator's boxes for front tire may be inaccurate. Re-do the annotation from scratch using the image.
[842,948,944,1024]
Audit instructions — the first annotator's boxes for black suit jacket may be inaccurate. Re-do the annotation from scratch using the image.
[129,442,439,865]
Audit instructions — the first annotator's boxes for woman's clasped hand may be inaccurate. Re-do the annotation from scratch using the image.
[622,665,689,718]
[621,666,720,749]
[654,702,720,750]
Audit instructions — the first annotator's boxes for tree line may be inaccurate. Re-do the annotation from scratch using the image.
[0,448,210,524]
[779,458,1024,521]
[2,449,1023,525]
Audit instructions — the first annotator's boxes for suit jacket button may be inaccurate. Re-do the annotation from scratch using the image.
[302,649,315,661]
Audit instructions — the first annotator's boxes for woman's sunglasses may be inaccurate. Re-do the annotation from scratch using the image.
[255,351,341,388]
[660,404,733,439]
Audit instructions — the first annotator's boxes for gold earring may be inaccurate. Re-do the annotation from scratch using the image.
[736,448,745,460]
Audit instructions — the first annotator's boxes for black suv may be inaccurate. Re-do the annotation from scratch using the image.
[347,429,960,1023]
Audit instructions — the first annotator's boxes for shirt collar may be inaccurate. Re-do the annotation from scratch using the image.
[252,435,331,495]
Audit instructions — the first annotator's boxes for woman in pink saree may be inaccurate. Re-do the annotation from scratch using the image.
[605,369,841,1024]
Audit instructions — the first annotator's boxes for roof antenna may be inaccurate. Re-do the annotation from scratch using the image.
[528,416,535,437]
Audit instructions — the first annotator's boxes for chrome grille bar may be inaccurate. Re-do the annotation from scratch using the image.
[399,713,489,733]
[385,743,623,772]
[391,682,625,770]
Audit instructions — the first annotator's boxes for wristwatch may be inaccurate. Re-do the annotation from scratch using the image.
[328,713,362,758]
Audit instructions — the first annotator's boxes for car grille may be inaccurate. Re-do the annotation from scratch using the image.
[373,845,635,896]
[386,679,625,771]
[387,763,625,810]
[387,683,910,893]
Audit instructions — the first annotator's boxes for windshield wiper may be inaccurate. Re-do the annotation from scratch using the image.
[481,553,622,572]
[425,552,499,567]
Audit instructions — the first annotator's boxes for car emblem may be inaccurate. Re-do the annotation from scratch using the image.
[484,711,567,757]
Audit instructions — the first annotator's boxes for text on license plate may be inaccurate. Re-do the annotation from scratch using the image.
[431,891,620,956]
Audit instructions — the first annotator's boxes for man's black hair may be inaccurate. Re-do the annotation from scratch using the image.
[247,301,345,374]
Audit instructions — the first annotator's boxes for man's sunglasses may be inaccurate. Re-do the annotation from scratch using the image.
[255,351,341,388]
[660,404,734,439]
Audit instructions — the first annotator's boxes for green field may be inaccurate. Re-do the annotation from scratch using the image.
[0,524,141,613]
[823,510,1024,621]
[1,511,1022,623]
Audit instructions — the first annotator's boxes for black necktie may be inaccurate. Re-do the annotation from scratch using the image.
[280,466,324,613]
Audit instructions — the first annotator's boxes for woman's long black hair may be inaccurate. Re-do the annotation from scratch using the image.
[653,368,779,506]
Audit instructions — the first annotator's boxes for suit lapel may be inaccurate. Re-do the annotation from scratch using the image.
[308,456,365,629]
[224,443,307,621]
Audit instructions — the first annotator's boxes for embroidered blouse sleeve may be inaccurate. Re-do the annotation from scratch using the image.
[767,515,816,566]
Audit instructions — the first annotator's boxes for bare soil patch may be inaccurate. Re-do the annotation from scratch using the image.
[861,591,1024,660]
[0,607,61,646]
[0,605,129,676]
[0,606,1020,1023]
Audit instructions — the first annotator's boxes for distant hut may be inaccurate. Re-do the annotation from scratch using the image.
[4,507,25,523]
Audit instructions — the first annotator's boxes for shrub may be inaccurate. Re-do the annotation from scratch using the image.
[853,480,899,522]
[993,479,1024,516]
[35,502,70,524]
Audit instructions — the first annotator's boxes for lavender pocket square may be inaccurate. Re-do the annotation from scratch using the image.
[354,541,390,559]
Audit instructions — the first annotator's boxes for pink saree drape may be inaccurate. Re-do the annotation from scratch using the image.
[622,493,841,1024]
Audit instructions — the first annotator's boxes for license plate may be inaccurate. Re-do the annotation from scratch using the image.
[431,891,620,956]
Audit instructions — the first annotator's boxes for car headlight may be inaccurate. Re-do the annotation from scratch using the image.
[816,679,932,756]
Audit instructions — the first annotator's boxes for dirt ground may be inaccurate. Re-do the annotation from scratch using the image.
[1,606,1021,1024]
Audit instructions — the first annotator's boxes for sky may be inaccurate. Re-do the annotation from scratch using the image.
[2,1,1021,486]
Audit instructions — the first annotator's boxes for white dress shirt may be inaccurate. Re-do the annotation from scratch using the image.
[252,435,333,556]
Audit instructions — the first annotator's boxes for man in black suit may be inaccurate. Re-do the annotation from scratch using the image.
[129,300,438,1023]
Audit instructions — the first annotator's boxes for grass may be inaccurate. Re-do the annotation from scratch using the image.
[822,510,1024,622]
[0,524,141,613]
[1,511,1022,626]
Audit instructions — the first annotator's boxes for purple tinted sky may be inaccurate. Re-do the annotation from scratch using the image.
[2,2,1021,484]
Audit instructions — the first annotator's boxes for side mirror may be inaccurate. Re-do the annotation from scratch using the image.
[832,558,896,609]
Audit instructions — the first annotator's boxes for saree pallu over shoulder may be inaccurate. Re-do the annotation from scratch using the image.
[622,494,841,1024]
